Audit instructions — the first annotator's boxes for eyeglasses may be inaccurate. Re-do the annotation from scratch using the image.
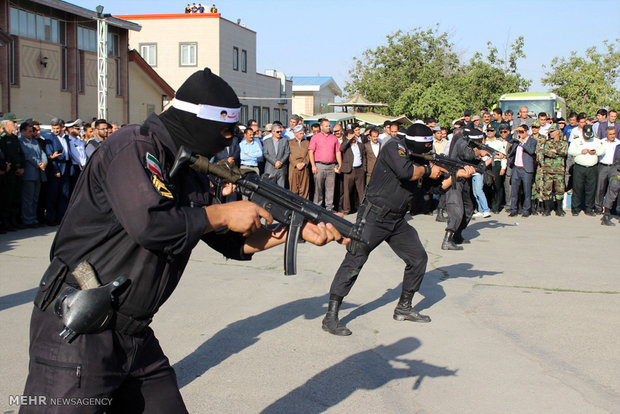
[517,130,525,134]
[499,130,509,133]
[273,130,282,133]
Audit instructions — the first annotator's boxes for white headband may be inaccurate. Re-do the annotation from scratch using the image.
[171,98,240,123]
[405,135,433,143]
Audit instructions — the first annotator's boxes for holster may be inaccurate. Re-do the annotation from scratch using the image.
[346,201,371,256]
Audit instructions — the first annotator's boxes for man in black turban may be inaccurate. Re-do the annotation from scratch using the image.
[20,69,345,413]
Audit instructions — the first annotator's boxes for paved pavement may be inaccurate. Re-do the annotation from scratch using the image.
[1,211,619,413]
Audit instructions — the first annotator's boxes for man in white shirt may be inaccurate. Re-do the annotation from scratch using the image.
[568,124,605,215]
[595,126,620,213]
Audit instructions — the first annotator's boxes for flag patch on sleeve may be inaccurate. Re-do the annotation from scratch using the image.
[146,152,163,179]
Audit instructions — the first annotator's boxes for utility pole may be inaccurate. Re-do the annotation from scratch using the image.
[96,5,108,120]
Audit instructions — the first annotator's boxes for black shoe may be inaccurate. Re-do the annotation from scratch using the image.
[393,290,431,323]
[522,212,530,218]
[601,214,616,226]
[584,211,596,217]
[441,231,463,250]
[508,212,518,217]
[435,209,448,222]
[572,211,580,216]
[322,298,352,336]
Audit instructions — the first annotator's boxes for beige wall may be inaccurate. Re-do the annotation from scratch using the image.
[128,62,165,125]
[8,38,126,123]
[126,17,220,91]
[292,93,314,117]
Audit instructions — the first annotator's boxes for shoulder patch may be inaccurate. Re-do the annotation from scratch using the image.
[397,143,407,157]
[152,175,173,199]
[146,152,163,179]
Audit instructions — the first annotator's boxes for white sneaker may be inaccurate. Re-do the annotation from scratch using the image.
[472,212,484,218]
[482,212,491,218]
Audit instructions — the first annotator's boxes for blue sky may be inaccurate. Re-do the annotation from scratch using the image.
[73,0,620,94]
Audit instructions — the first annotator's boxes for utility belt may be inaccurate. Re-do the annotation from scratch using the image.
[33,257,151,341]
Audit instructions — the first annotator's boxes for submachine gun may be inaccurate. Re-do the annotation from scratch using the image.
[170,146,369,276]
[410,152,486,177]
[466,138,504,157]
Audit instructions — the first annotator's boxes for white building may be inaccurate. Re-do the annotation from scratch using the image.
[116,11,292,127]
[289,76,342,117]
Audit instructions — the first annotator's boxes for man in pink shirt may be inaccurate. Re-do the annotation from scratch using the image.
[309,119,342,211]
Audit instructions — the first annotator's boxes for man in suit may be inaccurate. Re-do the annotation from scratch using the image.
[45,118,73,225]
[339,129,366,214]
[364,128,381,184]
[508,124,537,217]
[262,123,290,187]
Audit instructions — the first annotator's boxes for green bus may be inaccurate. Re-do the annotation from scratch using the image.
[498,92,567,119]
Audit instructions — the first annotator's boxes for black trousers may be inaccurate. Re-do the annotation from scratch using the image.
[571,164,598,213]
[445,180,474,234]
[490,161,505,212]
[21,307,188,414]
[329,205,427,298]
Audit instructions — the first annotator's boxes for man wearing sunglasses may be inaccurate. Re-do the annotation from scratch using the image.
[262,124,290,187]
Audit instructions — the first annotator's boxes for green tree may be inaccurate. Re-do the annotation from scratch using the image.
[346,29,530,128]
[542,39,620,114]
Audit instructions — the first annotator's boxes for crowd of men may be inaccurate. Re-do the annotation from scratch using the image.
[211,108,620,229]
[2,106,619,235]
[0,115,119,233]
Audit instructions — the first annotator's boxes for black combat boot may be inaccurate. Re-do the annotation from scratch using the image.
[452,231,470,245]
[531,200,539,216]
[322,295,352,336]
[542,200,552,216]
[601,209,615,226]
[441,231,463,250]
[555,200,566,216]
[393,290,431,323]
[435,208,447,222]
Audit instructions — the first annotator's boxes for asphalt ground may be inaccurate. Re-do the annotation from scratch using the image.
[1,210,619,413]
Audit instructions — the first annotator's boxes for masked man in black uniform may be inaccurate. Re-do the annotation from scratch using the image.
[21,69,345,414]
[322,124,475,336]
[441,128,484,250]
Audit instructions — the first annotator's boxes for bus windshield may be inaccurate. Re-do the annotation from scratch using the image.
[499,99,555,117]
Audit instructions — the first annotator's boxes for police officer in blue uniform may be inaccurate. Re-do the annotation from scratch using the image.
[21,69,345,414]
[322,124,475,336]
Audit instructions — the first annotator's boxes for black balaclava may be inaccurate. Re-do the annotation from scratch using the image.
[403,123,434,154]
[159,68,241,158]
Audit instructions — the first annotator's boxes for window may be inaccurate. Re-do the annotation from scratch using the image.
[9,38,17,85]
[240,105,248,125]
[253,106,261,126]
[77,51,84,93]
[140,43,157,66]
[10,7,61,43]
[108,32,119,57]
[274,108,280,123]
[77,26,96,52]
[241,49,247,73]
[282,110,288,123]
[61,46,68,90]
[262,107,270,126]
[233,47,239,71]
[180,43,197,66]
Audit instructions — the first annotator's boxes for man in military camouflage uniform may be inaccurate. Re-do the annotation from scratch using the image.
[0,112,25,230]
[531,120,546,215]
[538,124,568,216]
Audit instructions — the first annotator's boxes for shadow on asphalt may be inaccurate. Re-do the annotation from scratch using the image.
[416,263,502,312]
[173,294,333,388]
[260,337,457,413]
[0,287,38,312]
[463,219,517,239]
[0,225,57,254]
